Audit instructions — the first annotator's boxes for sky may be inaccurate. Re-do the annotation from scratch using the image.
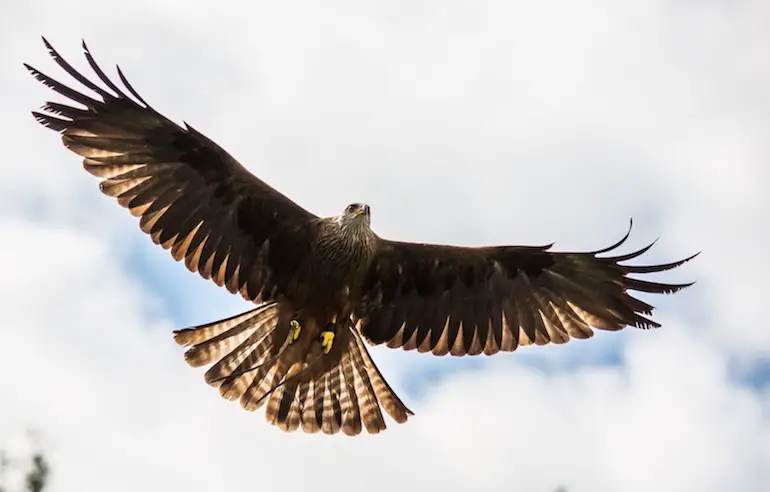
[0,1,769,491]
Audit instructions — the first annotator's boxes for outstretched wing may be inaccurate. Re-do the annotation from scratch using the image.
[26,38,318,302]
[355,222,697,356]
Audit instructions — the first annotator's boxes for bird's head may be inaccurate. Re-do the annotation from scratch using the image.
[339,202,371,229]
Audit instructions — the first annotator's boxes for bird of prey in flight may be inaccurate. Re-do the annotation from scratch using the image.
[26,38,697,436]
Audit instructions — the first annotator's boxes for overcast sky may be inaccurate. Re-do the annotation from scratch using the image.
[1,1,768,491]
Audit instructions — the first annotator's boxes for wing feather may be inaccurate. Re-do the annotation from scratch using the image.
[27,38,317,303]
[356,220,697,356]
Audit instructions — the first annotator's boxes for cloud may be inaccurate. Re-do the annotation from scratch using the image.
[1,1,768,491]
[417,325,770,492]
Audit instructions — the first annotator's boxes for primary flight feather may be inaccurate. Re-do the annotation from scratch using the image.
[26,38,698,436]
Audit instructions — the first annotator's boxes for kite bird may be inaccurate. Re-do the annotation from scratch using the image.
[26,38,698,436]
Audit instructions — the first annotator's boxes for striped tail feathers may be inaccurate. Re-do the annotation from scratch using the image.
[272,344,354,435]
[172,307,414,435]
[256,331,357,435]
[172,302,288,404]
[173,303,278,367]
[205,314,296,407]
[263,324,414,436]
[349,330,414,431]
[267,363,308,433]
[211,326,286,403]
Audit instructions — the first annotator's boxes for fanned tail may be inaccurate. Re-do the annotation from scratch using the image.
[173,305,413,435]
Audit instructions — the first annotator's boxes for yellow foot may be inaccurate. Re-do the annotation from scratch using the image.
[320,330,335,354]
[289,320,301,344]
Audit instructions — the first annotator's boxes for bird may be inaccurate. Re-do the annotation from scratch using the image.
[26,38,698,436]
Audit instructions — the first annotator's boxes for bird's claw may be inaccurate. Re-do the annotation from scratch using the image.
[289,319,301,344]
[320,329,335,354]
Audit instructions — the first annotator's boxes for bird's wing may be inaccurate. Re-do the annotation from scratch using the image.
[354,222,697,356]
[26,39,318,302]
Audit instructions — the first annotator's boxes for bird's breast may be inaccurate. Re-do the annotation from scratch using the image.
[292,231,373,310]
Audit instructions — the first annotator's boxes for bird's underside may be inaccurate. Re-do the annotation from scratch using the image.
[173,304,412,435]
[27,38,698,436]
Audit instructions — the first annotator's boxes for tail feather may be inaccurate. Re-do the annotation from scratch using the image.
[351,354,386,434]
[297,381,318,433]
[319,368,343,435]
[267,383,292,429]
[347,332,414,433]
[173,303,275,367]
[291,382,311,432]
[242,358,288,411]
[273,363,303,432]
[339,355,363,436]
[173,304,414,435]
[215,332,278,401]
[204,327,273,386]
[314,376,330,433]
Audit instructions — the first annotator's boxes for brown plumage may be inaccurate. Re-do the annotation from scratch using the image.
[26,38,698,436]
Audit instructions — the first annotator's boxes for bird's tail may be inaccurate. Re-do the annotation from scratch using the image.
[173,303,413,435]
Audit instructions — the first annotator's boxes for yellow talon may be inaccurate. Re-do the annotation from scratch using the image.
[321,331,335,354]
[289,320,301,343]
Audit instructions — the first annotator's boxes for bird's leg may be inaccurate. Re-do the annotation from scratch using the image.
[288,319,301,344]
[320,315,337,354]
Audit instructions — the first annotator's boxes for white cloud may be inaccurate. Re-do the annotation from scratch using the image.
[1,1,768,491]
[417,325,770,492]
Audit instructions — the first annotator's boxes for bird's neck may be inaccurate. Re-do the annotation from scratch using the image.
[339,221,375,247]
